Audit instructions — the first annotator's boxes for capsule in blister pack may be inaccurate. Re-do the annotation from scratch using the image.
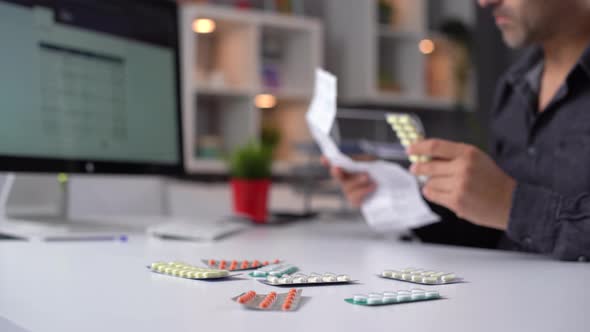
[381,267,462,285]
[249,263,298,278]
[386,113,429,164]
[203,259,280,271]
[232,289,303,311]
[345,289,442,306]
[148,261,230,280]
[260,272,355,287]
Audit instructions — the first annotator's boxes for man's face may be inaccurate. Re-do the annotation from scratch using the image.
[478,0,568,48]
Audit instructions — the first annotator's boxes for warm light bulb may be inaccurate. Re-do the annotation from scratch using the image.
[419,39,435,55]
[255,94,277,109]
[192,18,216,34]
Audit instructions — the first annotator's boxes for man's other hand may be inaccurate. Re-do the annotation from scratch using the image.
[321,157,376,208]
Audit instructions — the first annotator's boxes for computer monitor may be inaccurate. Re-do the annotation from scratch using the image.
[0,0,183,175]
[0,0,185,238]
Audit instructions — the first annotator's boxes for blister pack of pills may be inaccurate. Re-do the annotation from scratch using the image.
[249,263,298,278]
[148,261,230,280]
[386,113,429,164]
[203,259,281,271]
[381,268,462,285]
[232,289,303,311]
[345,289,441,306]
[259,272,355,287]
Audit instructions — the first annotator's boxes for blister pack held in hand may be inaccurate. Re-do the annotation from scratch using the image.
[386,113,430,164]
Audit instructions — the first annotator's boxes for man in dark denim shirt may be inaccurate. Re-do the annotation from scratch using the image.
[325,0,590,261]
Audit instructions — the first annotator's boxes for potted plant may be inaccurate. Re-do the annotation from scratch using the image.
[228,128,279,223]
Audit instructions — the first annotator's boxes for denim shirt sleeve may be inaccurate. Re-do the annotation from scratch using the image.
[507,182,590,261]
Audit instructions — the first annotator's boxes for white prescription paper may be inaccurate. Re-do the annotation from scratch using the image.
[306,69,439,232]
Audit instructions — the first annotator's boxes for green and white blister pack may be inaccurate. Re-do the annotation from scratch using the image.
[345,288,442,306]
[249,263,298,278]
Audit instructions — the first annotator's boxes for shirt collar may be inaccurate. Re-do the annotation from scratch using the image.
[505,47,544,86]
[579,42,590,77]
[524,60,544,94]
[506,41,590,87]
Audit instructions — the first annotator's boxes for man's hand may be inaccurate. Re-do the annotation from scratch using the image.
[408,139,516,230]
[321,157,376,208]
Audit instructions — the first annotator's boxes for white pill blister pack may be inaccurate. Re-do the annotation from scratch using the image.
[381,268,462,285]
[386,113,429,164]
[345,288,442,306]
[249,263,298,278]
[232,289,304,311]
[259,272,355,287]
[148,261,230,280]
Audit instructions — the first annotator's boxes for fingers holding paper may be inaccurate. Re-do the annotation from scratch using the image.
[321,157,376,208]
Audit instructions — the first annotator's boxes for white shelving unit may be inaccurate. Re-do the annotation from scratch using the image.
[324,0,455,110]
[180,4,323,174]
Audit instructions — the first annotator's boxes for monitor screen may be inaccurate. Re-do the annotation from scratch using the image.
[0,0,182,174]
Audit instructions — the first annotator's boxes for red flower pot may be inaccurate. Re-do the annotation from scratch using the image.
[231,178,270,224]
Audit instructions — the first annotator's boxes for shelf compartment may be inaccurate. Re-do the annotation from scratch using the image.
[193,94,257,160]
[259,24,317,96]
[193,19,258,91]
[377,36,425,98]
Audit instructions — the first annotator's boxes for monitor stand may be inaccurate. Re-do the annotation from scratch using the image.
[0,173,141,241]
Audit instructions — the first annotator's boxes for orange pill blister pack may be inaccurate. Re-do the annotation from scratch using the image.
[203,259,281,271]
[232,289,303,311]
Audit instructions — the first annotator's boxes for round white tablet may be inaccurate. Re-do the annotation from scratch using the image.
[396,290,411,302]
[411,275,423,282]
[382,291,397,304]
[292,276,308,284]
[307,276,320,283]
[337,275,351,282]
[422,276,439,284]
[278,276,292,284]
[367,293,383,305]
[322,275,337,282]
[441,274,455,283]
[425,290,440,299]
[411,289,426,300]
[353,294,367,304]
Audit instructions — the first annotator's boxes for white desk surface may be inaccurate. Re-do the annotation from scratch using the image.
[1,219,589,332]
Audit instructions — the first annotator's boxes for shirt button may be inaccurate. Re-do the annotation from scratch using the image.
[578,256,588,262]
[527,147,537,156]
[523,237,533,245]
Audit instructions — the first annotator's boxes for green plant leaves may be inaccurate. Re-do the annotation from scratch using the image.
[228,141,273,179]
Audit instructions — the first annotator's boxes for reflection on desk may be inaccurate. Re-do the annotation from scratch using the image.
[0,317,30,332]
